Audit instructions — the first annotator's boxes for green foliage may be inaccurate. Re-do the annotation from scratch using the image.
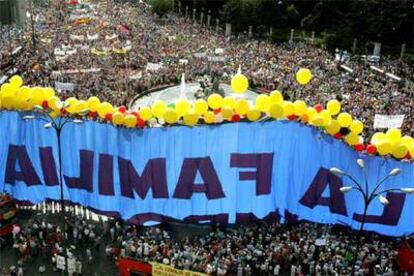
[184,0,412,49]
[286,4,299,21]
[148,0,174,17]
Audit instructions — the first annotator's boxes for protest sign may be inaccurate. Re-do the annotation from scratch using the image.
[373,115,405,129]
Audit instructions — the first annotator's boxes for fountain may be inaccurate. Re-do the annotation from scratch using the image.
[130,70,259,110]
[179,73,186,99]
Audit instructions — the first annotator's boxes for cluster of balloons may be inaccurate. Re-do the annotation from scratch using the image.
[1,74,413,161]
[369,128,414,159]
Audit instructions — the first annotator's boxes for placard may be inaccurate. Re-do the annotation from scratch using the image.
[56,255,65,270]
[374,115,405,129]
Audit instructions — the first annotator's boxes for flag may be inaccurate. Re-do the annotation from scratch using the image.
[118,24,131,34]
[397,239,414,273]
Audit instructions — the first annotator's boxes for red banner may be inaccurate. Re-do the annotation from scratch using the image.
[398,240,414,273]
[118,258,152,276]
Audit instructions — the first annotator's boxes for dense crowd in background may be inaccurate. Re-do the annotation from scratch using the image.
[1,206,411,276]
[0,1,413,139]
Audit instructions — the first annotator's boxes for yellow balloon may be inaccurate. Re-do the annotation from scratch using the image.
[377,141,392,156]
[65,97,79,114]
[97,102,114,118]
[371,132,386,145]
[163,108,178,124]
[17,86,33,110]
[283,101,294,117]
[43,87,55,99]
[9,75,23,88]
[204,111,215,124]
[400,136,414,148]
[151,100,167,118]
[269,103,284,119]
[124,114,137,128]
[50,110,60,119]
[87,96,101,112]
[47,96,62,111]
[350,120,364,134]
[221,107,233,120]
[175,99,191,116]
[193,99,208,115]
[386,128,401,144]
[345,133,359,146]
[409,145,414,159]
[337,112,352,127]
[0,83,13,94]
[31,87,46,106]
[269,90,284,104]
[235,99,250,115]
[183,112,199,126]
[311,116,324,127]
[326,99,341,115]
[139,106,152,120]
[296,68,313,85]
[247,109,261,121]
[75,100,88,114]
[293,100,307,116]
[392,142,408,159]
[306,107,318,122]
[112,111,125,125]
[319,110,331,126]
[255,95,270,112]
[207,94,223,110]
[326,120,341,135]
[222,96,236,109]
[1,85,16,109]
[231,74,249,94]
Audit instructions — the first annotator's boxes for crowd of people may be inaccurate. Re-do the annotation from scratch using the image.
[0,0,413,138]
[117,221,405,275]
[1,204,412,276]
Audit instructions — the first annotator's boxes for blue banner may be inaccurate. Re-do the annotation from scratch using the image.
[1,111,413,236]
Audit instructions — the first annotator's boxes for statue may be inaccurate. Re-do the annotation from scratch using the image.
[194,73,225,100]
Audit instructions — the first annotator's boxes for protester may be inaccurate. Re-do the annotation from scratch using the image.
[2,1,412,138]
[1,205,409,275]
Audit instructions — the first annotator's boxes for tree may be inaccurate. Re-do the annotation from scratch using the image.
[148,0,174,17]
[220,0,261,33]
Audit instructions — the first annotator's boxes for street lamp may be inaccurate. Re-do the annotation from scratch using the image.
[24,103,87,274]
[330,159,413,273]
[27,0,36,52]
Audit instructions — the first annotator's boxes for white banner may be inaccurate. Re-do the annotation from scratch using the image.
[70,34,85,41]
[66,49,77,55]
[55,82,76,92]
[214,48,224,54]
[129,71,142,80]
[315,238,326,246]
[146,62,163,71]
[67,258,76,274]
[207,56,226,62]
[54,48,66,56]
[56,255,65,270]
[51,68,101,77]
[194,52,206,58]
[87,33,99,40]
[374,115,405,129]
[105,34,118,40]
[179,59,188,64]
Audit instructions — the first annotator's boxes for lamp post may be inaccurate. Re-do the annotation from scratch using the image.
[330,159,414,274]
[28,0,36,52]
[24,104,86,275]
